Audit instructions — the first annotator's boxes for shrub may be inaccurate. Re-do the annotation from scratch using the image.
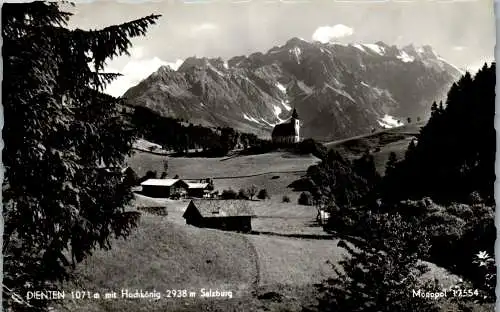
[472,251,495,302]
[298,191,313,206]
[467,191,483,205]
[123,167,139,187]
[237,188,249,200]
[296,138,328,160]
[257,189,270,200]
[247,184,258,200]
[282,195,291,203]
[221,188,238,199]
[288,177,316,192]
[311,214,439,312]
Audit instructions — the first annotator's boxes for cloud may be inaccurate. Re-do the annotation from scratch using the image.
[452,46,466,51]
[104,57,184,97]
[312,24,354,43]
[190,23,218,36]
[129,46,145,59]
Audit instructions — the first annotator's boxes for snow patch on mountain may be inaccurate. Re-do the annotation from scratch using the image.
[377,114,403,128]
[276,82,287,94]
[260,118,278,127]
[281,99,292,111]
[363,44,385,55]
[397,51,415,63]
[331,42,349,47]
[324,83,355,103]
[353,44,366,52]
[243,113,263,125]
[273,105,285,123]
[289,47,302,64]
[319,47,333,55]
[207,63,225,77]
[223,61,229,69]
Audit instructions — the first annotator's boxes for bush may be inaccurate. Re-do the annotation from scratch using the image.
[221,188,238,199]
[288,177,316,192]
[237,188,249,200]
[247,184,258,200]
[123,167,139,187]
[257,189,270,200]
[298,191,313,206]
[282,195,291,203]
[295,138,328,160]
[311,214,439,312]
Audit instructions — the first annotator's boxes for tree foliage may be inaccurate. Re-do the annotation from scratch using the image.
[310,214,439,312]
[257,189,270,200]
[298,192,313,206]
[305,150,377,208]
[247,184,258,200]
[2,2,160,310]
[132,106,266,156]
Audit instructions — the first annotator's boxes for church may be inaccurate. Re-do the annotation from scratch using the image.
[271,108,301,145]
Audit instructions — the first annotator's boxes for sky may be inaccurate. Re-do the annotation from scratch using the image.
[62,0,496,97]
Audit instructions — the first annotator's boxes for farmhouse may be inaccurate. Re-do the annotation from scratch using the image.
[182,199,255,233]
[271,108,301,145]
[186,182,210,198]
[140,179,189,198]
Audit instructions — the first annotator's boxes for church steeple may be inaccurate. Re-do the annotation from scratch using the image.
[291,107,299,120]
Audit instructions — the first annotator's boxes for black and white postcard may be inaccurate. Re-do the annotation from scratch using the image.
[1,0,496,311]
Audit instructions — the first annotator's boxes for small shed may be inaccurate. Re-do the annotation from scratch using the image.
[182,200,255,233]
[186,182,210,198]
[140,179,189,198]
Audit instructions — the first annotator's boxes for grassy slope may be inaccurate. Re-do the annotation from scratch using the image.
[325,122,424,173]
[126,151,319,178]
[56,213,258,312]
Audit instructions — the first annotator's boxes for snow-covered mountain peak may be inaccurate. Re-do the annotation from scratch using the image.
[124,37,462,141]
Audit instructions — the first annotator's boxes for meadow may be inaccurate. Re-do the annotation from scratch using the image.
[326,122,424,173]
[55,126,467,312]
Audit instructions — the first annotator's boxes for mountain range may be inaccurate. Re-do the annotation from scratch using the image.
[123,38,462,141]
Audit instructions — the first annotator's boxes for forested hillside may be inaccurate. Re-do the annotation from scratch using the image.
[302,63,496,312]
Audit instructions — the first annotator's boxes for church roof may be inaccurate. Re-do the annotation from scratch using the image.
[272,122,297,137]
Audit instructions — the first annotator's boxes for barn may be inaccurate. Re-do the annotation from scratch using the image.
[186,182,210,198]
[140,179,189,198]
[182,200,255,233]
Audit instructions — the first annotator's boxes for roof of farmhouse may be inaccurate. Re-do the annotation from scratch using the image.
[187,200,255,218]
[141,179,183,187]
[186,182,209,189]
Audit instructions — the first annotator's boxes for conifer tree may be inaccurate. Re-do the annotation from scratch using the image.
[430,101,438,117]
[2,2,160,310]
[385,152,398,177]
[405,139,417,160]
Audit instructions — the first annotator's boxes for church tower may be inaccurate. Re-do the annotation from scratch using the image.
[291,108,300,143]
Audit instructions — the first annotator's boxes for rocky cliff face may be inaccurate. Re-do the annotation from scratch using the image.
[123,38,462,141]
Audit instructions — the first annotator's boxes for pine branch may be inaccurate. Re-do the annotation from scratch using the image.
[76,14,161,71]
[90,72,123,91]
